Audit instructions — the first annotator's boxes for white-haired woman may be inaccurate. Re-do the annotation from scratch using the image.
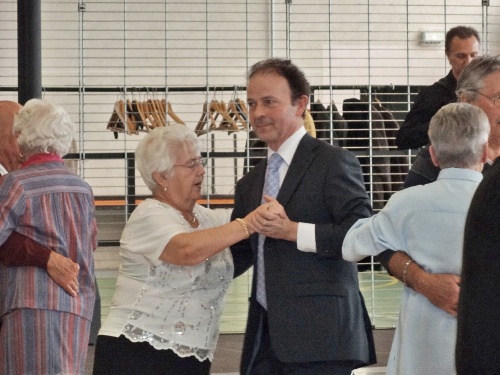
[0,99,97,374]
[93,124,258,375]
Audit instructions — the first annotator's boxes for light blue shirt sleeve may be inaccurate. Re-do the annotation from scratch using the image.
[342,197,408,262]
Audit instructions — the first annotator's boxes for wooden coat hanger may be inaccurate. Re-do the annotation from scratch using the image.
[195,101,209,136]
[141,99,155,129]
[219,100,237,130]
[131,99,147,132]
[215,100,239,133]
[208,99,221,130]
[164,99,186,125]
[147,99,163,127]
[159,99,167,125]
[125,99,139,134]
[114,99,138,135]
[107,106,123,139]
[235,98,248,118]
[150,90,165,126]
[227,99,248,130]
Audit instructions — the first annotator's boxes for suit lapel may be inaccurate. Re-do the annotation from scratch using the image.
[277,134,318,207]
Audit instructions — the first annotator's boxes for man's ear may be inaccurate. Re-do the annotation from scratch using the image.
[429,145,440,167]
[295,95,309,117]
[481,142,489,164]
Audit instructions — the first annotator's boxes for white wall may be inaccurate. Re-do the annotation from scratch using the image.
[0,0,499,196]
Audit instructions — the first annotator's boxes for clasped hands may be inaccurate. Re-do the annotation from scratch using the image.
[246,196,297,242]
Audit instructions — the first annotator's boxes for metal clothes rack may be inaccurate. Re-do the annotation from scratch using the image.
[1,82,418,190]
[1,82,418,250]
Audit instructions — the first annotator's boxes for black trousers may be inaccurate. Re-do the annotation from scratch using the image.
[92,334,211,375]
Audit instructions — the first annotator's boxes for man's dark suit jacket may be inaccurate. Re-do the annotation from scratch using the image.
[231,134,376,372]
[402,146,493,189]
[396,70,457,150]
[456,157,500,374]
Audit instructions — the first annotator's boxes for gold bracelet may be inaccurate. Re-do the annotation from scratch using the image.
[235,218,250,238]
[402,259,414,286]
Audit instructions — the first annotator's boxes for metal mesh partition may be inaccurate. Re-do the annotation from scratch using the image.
[1,0,500,331]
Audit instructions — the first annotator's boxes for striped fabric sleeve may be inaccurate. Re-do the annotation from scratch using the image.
[0,231,51,268]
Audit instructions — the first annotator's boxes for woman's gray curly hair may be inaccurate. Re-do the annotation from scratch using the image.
[135,124,201,191]
[14,99,75,157]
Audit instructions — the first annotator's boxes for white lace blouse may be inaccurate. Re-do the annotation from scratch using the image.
[98,199,234,362]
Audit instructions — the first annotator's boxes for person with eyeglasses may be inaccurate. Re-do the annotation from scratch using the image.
[373,55,500,373]
[455,55,500,375]
[92,124,263,375]
[399,55,500,188]
[396,25,480,150]
[343,102,490,375]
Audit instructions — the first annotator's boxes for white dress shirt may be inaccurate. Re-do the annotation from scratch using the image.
[0,163,8,176]
[271,126,316,252]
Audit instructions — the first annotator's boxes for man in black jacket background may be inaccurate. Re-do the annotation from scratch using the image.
[396,25,480,150]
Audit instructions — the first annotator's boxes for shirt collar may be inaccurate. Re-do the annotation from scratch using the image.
[21,153,64,169]
[267,126,307,166]
[437,167,483,183]
[0,163,8,175]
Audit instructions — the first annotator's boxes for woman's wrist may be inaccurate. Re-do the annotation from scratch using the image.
[235,218,250,238]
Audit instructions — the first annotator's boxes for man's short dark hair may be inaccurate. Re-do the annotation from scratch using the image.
[445,26,480,54]
[248,58,311,103]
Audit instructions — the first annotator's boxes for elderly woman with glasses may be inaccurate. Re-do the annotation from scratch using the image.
[0,99,97,375]
[93,124,259,375]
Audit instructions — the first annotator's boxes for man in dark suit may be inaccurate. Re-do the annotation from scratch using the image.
[456,157,500,375]
[396,25,480,150]
[455,57,500,375]
[402,55,500,188]
[376,56,500,321]
[230,58,376,375]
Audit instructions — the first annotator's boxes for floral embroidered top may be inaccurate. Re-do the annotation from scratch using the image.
[98,198,233,362]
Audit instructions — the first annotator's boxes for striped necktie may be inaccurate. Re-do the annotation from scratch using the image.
[256,152,284,309]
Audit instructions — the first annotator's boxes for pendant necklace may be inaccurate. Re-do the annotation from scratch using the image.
[182,211,197,224]
[153,194,197,225]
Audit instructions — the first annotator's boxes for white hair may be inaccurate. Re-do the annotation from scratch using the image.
[14,99,75,157]
[429,102,489,169]
[135,124,201,191]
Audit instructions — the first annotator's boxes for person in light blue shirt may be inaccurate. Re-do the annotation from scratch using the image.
[342,102,489,375]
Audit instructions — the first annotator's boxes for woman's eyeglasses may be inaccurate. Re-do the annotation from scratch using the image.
[475,91,500,108]
[174,157,206,170]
